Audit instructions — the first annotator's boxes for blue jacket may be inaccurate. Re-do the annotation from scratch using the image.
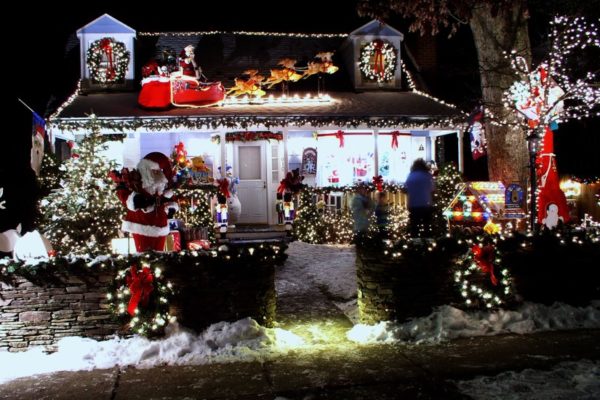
[405,170,434,208]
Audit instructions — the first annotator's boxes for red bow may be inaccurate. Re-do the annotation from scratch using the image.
[373,40,385,76]
[335,130,344,148]
[217,178,230,198]
[99,38,116,80]
[471,244,498,286]
[125,265,154,316]
[373,175,383,192]
[390,131,400,149]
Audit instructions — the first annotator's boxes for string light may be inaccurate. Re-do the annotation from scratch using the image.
[139,30,348,39]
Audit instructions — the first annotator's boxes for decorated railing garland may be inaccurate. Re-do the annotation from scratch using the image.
[225,131,283,142]
[87,37,130,84]
[359,39,398,83]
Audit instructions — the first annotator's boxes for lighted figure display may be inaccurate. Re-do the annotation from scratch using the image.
[112,152,179,252]
[542,203,562,229]
[283,192,295,229]
[444,182,506,227]
[218,166,241,224]
[215,194,228,233]
[536,127,569,226]
[138,44,225,109]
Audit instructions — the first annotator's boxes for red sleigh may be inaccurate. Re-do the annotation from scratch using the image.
[138,75,225,109]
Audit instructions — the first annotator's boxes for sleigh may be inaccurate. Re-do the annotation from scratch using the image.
[138,75,225,109]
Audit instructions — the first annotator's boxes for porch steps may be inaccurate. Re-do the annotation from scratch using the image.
[216,224,292,244]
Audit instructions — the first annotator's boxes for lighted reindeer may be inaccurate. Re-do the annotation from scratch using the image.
[264,58,304,89]
[302,51,339,79]
[227,69,266,97]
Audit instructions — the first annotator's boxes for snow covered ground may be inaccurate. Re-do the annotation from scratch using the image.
[456,359,600,400]
[1,242,599,385]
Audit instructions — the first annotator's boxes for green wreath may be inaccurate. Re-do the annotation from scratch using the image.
[87,37,130,84]
[359,40,397,83]
[109,261,174,336]
[453,238,513,309]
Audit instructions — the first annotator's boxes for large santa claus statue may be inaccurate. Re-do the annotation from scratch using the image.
[115,152,179,252]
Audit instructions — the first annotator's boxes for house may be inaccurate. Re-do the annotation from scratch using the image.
[49,15,463,226]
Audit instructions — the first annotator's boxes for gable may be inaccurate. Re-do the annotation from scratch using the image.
[77,14,135,34]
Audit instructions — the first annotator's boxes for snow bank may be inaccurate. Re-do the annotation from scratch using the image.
[456,360,600,400]
[0,317,304,385]
[348,301,600,344]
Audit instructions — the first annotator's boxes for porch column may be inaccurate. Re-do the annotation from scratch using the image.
[283,127,289,175]
[457,131,464,173]
[220,130,226,176]
[373,128,379,178]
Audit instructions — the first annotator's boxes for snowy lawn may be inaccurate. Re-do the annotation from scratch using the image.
[456,359,600,400]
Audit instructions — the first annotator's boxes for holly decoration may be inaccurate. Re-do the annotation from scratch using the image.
[109,262,174,337]
[87,37,130,84]
[225,131,283,142]
[359,40,397,83]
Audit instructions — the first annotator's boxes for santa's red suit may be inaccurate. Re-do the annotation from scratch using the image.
[116,152,179,252]
[536,126,569,227]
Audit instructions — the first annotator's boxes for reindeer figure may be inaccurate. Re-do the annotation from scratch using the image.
[302,52,339,79]
[265,58,303,89]
[227,69,266,97]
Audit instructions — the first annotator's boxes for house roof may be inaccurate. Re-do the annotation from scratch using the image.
[349,20,404,39]
[76,14,136,35]
[55,91,460,127]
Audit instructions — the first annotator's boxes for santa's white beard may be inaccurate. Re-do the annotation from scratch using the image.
[142,172,168,195]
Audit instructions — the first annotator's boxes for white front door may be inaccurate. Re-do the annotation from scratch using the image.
[234,142,268,224]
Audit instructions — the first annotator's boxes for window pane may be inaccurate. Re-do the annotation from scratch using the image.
[238,146,261,180]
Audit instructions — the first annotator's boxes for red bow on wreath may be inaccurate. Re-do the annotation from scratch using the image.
[126,264,154,316]
[373,175,384,192]
[99,38,116,80]
[471,244,498,286]
[390,131,400,149]
[373,40,385,77]
[335,130,344,148]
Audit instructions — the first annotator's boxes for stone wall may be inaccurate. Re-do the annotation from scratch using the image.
[1,249,280,352]
[356,245,458,324]
[0,272,117,352]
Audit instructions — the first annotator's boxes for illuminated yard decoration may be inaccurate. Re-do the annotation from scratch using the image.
[444,182,505,226]
[504,15,599,229]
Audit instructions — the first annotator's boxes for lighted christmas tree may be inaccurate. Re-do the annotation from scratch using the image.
[38,151,63,197]
[432,163,463,236]
[39,116,123,255]
[294,189,326,243]
[175,187,215,243]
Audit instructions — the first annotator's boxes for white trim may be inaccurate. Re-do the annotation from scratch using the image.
[121,221,169,237]
[126,192,137,211]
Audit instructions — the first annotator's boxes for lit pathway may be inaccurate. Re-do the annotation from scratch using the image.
[275,241,357,345]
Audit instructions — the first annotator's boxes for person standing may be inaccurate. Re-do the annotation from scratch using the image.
[405,159,435,237]
[351,183,373,245]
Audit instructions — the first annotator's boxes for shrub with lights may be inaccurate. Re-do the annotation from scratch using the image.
[39,116,123,255]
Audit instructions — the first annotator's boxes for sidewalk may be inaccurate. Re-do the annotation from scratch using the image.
[1,329,598,400]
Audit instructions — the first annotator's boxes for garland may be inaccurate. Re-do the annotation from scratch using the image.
[87,37,130,84]
[226,131,283,142]
[51,115,462,132]
[109,261,174,336]
[359,40,397,83]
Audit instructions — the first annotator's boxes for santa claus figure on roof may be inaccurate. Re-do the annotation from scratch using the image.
[114,152,179,252]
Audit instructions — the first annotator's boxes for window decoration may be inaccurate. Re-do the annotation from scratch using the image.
[87,37,130,84]
[301,148,317,175]
[359,39,397,83]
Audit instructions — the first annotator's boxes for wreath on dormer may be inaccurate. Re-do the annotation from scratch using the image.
[87,37,130,84]
[359,39,397,83]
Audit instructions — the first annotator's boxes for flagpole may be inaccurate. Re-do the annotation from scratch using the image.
[17,98,37,114]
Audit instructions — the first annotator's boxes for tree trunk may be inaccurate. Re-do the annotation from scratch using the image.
[469,1,531,186]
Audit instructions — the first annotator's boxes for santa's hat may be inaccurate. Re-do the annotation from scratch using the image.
[138,152,173,183]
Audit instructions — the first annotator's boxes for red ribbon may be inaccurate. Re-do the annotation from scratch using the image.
[373,40,385,76]
[217,178,230,198]
[390,131,400,149]
[335,130,344,148]
[373,175,383,192]
[99,38,116,80]
[471,244,498,286]
[125,265,154,316]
